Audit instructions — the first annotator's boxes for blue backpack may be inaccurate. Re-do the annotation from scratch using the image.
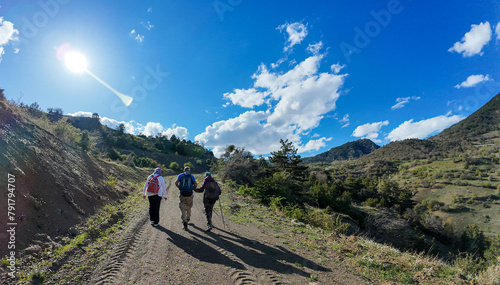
[179,174,194,197]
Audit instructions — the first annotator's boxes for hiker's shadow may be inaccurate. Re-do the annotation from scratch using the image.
[154,225,243,268]
[189,225,330,277]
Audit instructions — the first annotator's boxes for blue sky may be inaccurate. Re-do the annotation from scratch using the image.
[0,0,499,157]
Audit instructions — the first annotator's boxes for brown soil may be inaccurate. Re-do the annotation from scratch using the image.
[0,109,146,257]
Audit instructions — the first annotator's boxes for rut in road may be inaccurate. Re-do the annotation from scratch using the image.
[94,215,148,284]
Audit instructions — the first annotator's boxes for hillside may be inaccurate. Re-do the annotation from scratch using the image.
[303,138,380,163]
[65,115,215,172]
[0,104,148,257]
[361,92,500,162]
[430,92,500,145]
[0,99,215,258]
[316,92,500,278]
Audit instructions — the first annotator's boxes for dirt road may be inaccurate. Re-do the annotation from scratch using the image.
[88,177,368,285]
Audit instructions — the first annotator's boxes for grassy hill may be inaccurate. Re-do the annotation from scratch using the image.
[314,92,500,276]
[303,138,380,163]
[430,92,500,147]
[65,115,215,172]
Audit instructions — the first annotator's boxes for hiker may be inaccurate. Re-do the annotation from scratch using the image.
[142,168,167,227]
[195,172,221,231]
[175,166,197,230]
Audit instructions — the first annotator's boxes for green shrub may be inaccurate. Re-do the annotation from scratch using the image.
[284,205,348,234]
[79,130,90,151]
[237,185,259,197]
[307,182,352,214]
[53,118,81,144]
[253,171,299,204]
[133,156,158,167]
[169,162,179,170]
[184,162,194,170]
[364,197,380,207]
[108,148,127,161]
[104,174,117,190]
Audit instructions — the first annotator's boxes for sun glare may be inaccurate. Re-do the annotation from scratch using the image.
[65,52,88,73]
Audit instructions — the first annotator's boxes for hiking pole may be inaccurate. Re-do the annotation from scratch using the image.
[218,199,226,229]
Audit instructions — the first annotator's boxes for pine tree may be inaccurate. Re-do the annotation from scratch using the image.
[269,139,308,179]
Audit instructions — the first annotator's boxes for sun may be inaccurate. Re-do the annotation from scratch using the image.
[65,52,88,73]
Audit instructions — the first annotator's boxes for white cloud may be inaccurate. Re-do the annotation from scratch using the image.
[277,22,308,52]
[0,17,19,62]
[134,34,144,43]
[0,17,18,45]
[196,110,288,157]
[339,113,350,128]
[386,114,464,141]
[331,62,346,74]
[298,137,332,153]
[130,29,144,43]
[142,122,164,136]
[142,21,154,31]
[69,111,140,134]
[67,111,188,139]
[454,74,491,88]
[271,57,286,69]
[164,126,189,139]
[391,96,421,110]
[142,122,189,139]
[448,22,492,57]
[67,111,93,117]
[496,22,500,40]
[352,120,389,143]
[147,8,152,13]
[306,41,323,55]
[223,88,269,108]
[196,52,346,156]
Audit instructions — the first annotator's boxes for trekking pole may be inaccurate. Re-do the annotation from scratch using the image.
[218,199,226,229]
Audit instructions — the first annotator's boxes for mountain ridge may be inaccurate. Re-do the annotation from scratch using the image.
[360,92,500,162]
[303,138,380,163]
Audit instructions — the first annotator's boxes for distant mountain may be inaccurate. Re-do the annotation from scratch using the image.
[303,139,380,163]
[361,92,500,162]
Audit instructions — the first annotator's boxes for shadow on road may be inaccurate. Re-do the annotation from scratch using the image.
[188,225,330,277]
[154,225,243,269]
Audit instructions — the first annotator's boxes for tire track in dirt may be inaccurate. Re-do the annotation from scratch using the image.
[211,242,257,284]
[214,239,289,285]
[93,210,148,284]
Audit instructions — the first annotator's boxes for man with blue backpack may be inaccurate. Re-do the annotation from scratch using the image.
[143,168,167,227]
[175,166,197,230]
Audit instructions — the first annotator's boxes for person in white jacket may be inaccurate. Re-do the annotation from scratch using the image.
[143,168,167,226]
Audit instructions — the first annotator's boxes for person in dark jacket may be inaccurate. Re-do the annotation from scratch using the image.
[195,172,221,231]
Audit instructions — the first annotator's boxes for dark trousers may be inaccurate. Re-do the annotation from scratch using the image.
[203,195,216,225]
[148,195,162,224]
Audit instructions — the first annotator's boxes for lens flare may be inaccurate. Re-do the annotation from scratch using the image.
[58,44,133,107]
[65,52,88,73]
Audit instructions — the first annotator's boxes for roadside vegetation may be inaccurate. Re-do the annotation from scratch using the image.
[215,137,500,283]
